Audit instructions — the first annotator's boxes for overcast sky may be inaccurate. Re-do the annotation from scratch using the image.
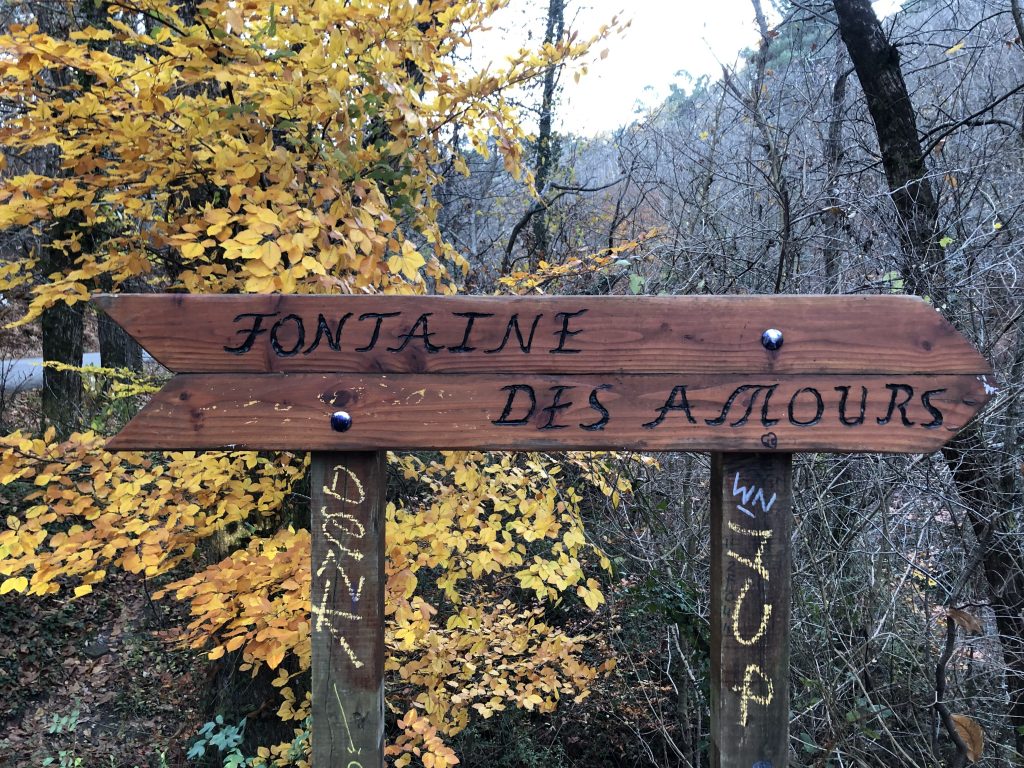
[558,0,767,134]
[472,1,904,136]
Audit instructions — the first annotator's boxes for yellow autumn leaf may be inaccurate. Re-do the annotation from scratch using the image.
[945,41,965,54]
[266,643,286,670]
[181,241,204,259]
[522,693,544,711]
[73,584,92,598]
[573,577,604,610]
[260,241,282,269]
[0,576,28,595]
[387,244,426,281]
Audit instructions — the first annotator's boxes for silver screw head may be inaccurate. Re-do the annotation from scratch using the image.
[330,411,352,432]
[761,328,784,351]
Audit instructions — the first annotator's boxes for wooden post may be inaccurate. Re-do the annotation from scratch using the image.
[310,451,386,767]
[710,453,792,768]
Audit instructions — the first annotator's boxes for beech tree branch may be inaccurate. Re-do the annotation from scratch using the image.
[500,177,625,276]
[934,616,972,767]
[921,82,1024,155]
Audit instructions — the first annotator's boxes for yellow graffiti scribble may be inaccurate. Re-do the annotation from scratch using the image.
[313,465,370,669]
[333,682,364,757]
[312,585,364,668]
[726,521,773,581]
[319,465,367,562]
[320,505,366,562]
[312,579,361,625]
[733,663,774,727]
[316,550,365,604]
[731,578,772,646]
[325,464,366,505]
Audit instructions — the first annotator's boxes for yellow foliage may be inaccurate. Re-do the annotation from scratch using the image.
[0,0,612,318]
[0,422,636,763]
[0,431,305,594]
[381,451,623,750]
[42,361,163,400]
[157,527,314,676]
[159,450,636,764]
[0,0,635,763]
[498,230,659,293]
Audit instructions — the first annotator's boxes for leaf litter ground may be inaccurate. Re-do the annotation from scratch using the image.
[0,569,205,767]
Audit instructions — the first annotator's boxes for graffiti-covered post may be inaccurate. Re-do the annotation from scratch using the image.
[711,453,792,768]
[310,451,386,766]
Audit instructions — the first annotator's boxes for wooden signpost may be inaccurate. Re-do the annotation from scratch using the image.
[97,293,994,768]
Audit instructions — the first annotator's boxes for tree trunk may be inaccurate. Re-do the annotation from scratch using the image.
[97,278,142,371]
[529,0,564,270]
[31,0,84,439]
[823,52,849,290]
[98,311,143,371]
[832,0,946,304]
[40,292,84,439]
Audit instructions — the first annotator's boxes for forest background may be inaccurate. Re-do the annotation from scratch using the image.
[0,0,1020,766]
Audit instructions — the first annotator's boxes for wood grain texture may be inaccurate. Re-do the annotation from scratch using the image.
[710,453,792,768]
[310,451,386,768]
[94,294,991,375]
[105,372,990,453]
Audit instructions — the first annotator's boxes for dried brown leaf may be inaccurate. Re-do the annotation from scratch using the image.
[947,608,983,635]
[951,714,984,763]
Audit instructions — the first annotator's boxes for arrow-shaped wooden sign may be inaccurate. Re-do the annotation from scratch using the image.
[94,292,995,768]
[96,294,993,453]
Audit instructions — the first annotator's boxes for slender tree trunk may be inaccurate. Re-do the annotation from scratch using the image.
[833,0,1024,757]
[34,2,84,439]
[38,204,87,440]
[823,53,849,290]
[98,278,142,371]
[529,0,564,270]
[724,0,796,292]
[40,263,84,439]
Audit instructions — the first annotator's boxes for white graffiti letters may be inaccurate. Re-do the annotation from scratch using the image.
[732,471,777,518]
